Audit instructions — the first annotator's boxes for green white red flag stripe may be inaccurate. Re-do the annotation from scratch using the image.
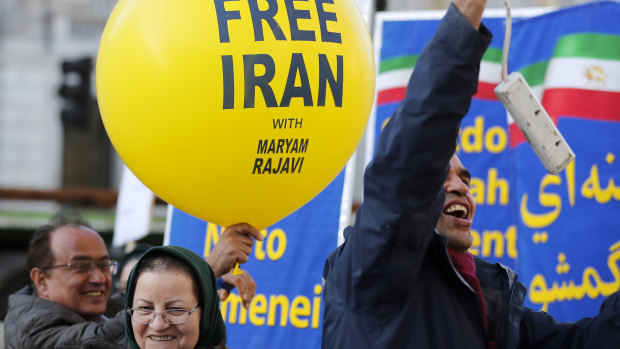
[376,48,503,105]
[509,33,620,147]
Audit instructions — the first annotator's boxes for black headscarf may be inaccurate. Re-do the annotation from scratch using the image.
[124,246,226,348]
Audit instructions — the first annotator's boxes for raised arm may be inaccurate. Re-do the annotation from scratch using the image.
[454,0,487,29]
[325,0,492,304]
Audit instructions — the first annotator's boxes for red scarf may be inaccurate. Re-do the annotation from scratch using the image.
[447,248,496,348]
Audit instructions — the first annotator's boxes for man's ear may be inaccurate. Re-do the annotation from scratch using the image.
[30,268,49,297]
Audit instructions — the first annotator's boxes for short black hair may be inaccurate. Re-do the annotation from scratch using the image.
[27,211,93,271]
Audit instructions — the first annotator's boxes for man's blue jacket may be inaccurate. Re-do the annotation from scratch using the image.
[321,4,620,349]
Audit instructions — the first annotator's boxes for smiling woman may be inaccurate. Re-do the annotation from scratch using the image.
[124,246,227,349]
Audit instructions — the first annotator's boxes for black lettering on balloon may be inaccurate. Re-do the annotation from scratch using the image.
[213,0,241,43]
[284,0,315,41]
[316,0,341,43]
[221,55,234,109]
[317,54,343,107]
[280,53,312,107]
[243,54,278,108]
[248,0,286,41]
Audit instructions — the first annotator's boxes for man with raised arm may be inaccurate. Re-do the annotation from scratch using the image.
[321,0,620,348]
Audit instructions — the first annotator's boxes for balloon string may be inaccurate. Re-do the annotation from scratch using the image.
[232,262,243,275]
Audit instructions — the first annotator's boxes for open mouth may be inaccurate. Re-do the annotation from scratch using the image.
[83,291,103,297]
[443,203,469,219]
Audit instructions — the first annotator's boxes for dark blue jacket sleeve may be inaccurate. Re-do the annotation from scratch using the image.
[517,291,620,348]
[324,3,491,309]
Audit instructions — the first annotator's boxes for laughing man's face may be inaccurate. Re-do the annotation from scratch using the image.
[38,226,112,321]
[435,155,476,252]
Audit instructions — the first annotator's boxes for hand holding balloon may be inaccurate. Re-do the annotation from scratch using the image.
[205,223,264,278]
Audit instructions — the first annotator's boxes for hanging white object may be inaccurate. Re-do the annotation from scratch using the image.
[494,72,575,174]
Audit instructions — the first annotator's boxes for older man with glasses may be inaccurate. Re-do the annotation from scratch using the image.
[4,214,127,348]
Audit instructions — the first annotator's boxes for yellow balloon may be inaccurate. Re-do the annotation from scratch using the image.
[97,0,375,229]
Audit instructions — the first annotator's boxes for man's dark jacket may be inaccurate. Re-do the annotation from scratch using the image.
[321,4,620,349]
[4,285,126,348]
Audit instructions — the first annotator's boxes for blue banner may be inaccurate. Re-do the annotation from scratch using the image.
[509,1,620,320]
[167,172,344,347]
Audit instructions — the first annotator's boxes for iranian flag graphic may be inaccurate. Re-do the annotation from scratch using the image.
[376,46,504,105]
[373,15,518,145]
[509,32,620,147]
[374,2,620,150]
[506,2,620,148]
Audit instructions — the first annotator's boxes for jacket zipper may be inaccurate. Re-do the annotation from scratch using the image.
[497,270,518,349]
[443,245,490,348]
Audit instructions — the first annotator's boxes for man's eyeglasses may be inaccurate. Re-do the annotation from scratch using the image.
[42,260,119,275]
[127,305,200,325]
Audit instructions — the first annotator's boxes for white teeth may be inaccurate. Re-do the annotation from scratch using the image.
[150,336,174,341]
[444,204,468,218]
[85,291,102,296]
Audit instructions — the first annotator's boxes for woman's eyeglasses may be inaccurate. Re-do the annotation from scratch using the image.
[127,306,200,325]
